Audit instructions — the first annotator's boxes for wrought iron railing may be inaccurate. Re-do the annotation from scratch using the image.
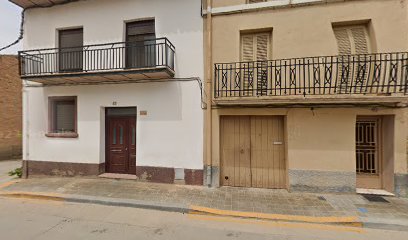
[214,52,408,98]
[19,38,175,77]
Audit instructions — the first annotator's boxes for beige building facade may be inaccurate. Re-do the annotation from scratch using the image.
[204,0,408,196]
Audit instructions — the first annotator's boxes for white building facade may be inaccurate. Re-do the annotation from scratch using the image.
[15,0,205,185]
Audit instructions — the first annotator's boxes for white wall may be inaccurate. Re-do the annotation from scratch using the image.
[22,0,204,169]
[23,0,204,79]
[26,81,203,169]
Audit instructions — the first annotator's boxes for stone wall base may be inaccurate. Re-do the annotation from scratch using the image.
[23,160,203,186]
[289,169,356,193]
[23,160,104,177]
[395,174,408,197]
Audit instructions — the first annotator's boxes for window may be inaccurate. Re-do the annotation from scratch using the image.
[241,32,271,95]
[241,32,271,62]
[59,28,83,72]
[47,97,78,138]
[333,25,370,55]
[333,24,371,92]
[126,19,156,68]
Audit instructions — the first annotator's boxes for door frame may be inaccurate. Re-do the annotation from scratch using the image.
[219,114,288,189]
[356,116,384,189]
[105,107,137,175]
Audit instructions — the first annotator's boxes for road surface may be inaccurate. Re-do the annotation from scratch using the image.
[0,196,407,240]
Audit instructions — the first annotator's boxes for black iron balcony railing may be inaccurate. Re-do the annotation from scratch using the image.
[19,37,175,77]
[214,52,408,98]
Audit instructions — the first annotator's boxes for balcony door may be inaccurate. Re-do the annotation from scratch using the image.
[59,28,83,72]
[126,20,156,69]
[333,25,371,93]
[240,32,271,96]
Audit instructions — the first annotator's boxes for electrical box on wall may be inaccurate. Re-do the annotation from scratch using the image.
[140,110,147,116]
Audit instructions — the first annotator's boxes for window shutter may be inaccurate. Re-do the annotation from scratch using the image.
[333,28,352,55]
[242,35,254,62]
[351,27,369,54]
[333,25,370,93]
[256,33,269,61]
[55,101,75,132]
[241,32,271,96]
[241,33,270,61]
[333,25,370,55]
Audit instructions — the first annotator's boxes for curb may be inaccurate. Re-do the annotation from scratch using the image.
[2,191,408,231]
[0,191,360,225]
[190,205,360,224]
[0,191,190,213]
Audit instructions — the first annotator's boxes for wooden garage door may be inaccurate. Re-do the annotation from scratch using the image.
[221,116,286,189]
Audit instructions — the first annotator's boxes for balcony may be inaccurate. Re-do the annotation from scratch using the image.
[19,38,175,84]
[214,52,408,106]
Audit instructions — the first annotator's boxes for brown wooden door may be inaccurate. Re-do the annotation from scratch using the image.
[106,117,136,174]
[221,116,286,189]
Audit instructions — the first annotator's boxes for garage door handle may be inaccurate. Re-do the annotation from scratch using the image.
[273,142,283,145]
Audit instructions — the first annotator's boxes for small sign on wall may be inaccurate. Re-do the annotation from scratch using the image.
[140,110,148,116]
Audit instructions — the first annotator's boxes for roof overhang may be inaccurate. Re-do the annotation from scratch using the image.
[8,0,76,9]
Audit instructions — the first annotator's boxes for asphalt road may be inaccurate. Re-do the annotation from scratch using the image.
[0,196,407,240]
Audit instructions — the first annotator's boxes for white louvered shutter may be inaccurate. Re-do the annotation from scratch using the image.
[333,28,352,55]
[241,33,271,96]
[256,33,269,95]
[242,34,255,95]
[350,26,369,54]
[333,25,370,93]
[333,26,369,55]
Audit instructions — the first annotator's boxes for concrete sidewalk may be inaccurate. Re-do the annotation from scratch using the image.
[1,177,408,229]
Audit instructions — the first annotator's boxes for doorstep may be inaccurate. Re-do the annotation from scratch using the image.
[356,188,395,196]
[98,173,137,180]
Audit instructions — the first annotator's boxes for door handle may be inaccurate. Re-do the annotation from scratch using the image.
[111,150,122,152]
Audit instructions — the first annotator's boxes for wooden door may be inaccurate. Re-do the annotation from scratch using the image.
[128,118,137,174]
[106,117,136,174]
[220,116,286,189]
[221,116,251,187]
[251,116,286,189]
[356,117,382,189]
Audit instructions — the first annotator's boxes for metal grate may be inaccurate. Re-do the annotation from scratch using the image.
[362,194,389,203]
[356,119,379,174]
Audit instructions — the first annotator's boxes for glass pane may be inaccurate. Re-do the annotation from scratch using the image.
[120,126,124,145]
[107,107,136,117]
[112,127,116,144]
[54,100,75,133]
[132,126,136,145]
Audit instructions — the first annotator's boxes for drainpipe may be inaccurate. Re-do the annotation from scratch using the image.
[22,80,29,178]
[205,0,213,187]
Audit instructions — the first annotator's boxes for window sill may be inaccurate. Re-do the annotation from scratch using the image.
[45,133,79,138]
